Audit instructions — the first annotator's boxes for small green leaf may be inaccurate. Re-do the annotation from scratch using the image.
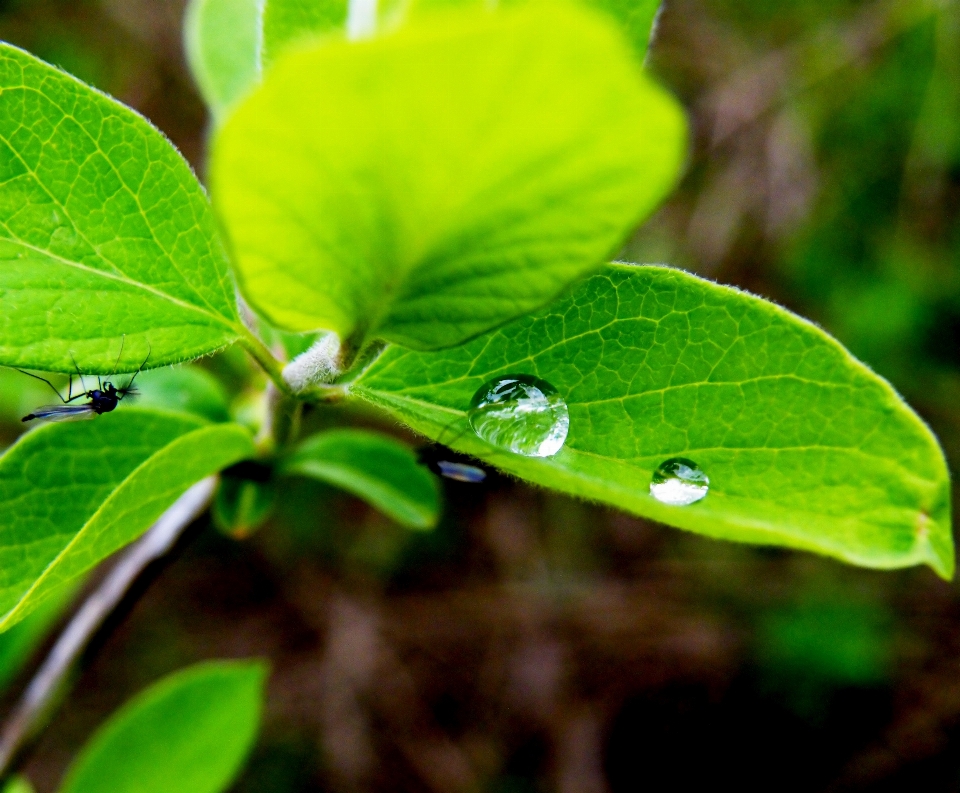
[212,2,686,350]
[213,470,276,537]
[184,0,264,122]
[58,660,266,793]
[0,44,242,373]
[0,410,255,630]
[350,264,953,577]
[3,777,35,793]
[263,0,349,64]
[281,428,440,529]
[135,366,231,422]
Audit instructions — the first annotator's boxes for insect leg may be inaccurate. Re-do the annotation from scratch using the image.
[13,369,67,403]
[69,353,89,394]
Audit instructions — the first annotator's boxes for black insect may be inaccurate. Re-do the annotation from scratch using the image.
[18,341,149,423]
[417,444,487,483]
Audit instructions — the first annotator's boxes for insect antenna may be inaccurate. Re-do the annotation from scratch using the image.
[69,353,89,394]
[118,343,150,400]
[108,334,126,381]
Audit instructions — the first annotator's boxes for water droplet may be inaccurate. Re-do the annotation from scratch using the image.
[468,374,569,458]
[649,458,709,506]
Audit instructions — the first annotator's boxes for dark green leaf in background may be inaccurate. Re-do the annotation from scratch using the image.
[213,470,277,537]
[135,366,231,422]
[0,44,242,373]
[184,0,264,122]
[281,428,441,529]
[2,778,34,793]
[263,0,349,64]
[58,660,266,793]
[584,0,661,55]
[212,2,686,350]
[350,264,953,577]
[0,410,255,630]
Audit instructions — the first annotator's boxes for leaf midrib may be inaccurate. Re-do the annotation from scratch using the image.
[2,235,239,331]
[353,387,937,492]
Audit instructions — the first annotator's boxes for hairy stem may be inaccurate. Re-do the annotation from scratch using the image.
[0,477,217,779]
[238,330,292,396]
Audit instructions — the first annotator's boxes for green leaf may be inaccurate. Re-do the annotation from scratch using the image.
[0,580,77,691]
[281,428,440,529]
[184,0,264,122]
[263,0,349,64]
[135,366,231,422]
[0,44,241,374]
[3,777,35,793]
[350,264,953,578]
[211,2,686,350]
[58,660,266,793]
[213,469,276,537]
[0,410,255,630]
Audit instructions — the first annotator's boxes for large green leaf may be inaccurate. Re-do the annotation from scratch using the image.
[0,410,254,630]
[0,44,242,373]
[211,2,686,351]
[281,428,441,529]
[184,0,264,122]
[58,660,266,793]
[350,264,953,578]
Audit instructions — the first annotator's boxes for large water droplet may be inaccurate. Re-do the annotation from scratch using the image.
[649,458,709,506]
[468,374,569,458]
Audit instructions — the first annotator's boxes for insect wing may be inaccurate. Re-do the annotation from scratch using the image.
[436,460,487,483]
[23,404,96,423]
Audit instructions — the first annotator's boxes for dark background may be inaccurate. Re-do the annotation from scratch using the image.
[1,0,960,790]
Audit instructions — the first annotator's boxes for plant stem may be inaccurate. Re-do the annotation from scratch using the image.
[0,477,217,780]
[239,329,347,405]
[238,330,292,396]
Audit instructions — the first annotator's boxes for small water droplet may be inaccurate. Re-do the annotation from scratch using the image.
[649,458,709,506]
[468,374,569,458]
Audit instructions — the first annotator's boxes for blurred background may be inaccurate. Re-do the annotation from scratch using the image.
[1,0,959,790]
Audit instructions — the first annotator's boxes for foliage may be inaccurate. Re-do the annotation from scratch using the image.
[0,0,948,638]
[0,0,955,784]
[0,44,241,372]
[58,660,266,793]
[281,429,441,530]
[352,263,952,576]
[0,0,953,773]
[211,3,685,349]
[0,411,253,629]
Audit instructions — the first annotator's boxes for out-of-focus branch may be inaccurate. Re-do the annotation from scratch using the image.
[0,477,217,779]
